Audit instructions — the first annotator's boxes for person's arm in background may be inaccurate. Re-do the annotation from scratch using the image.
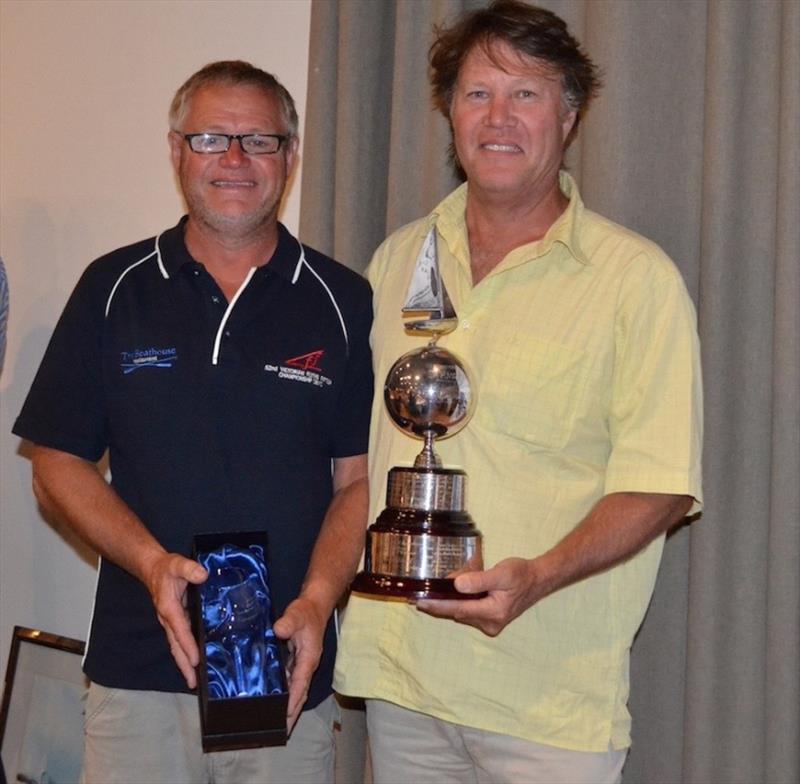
[0,257,9,374]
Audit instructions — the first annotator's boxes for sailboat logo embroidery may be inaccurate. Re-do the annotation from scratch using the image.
[264,349,332,387]
[285,350,324,372]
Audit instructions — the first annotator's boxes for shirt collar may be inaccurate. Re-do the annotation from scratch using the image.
[547,171,590,266]
[430,170,591,268]
[157,217,304,281]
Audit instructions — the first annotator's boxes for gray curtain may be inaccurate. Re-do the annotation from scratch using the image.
[301,2,800,783]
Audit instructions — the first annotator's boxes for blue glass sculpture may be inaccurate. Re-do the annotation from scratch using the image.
[198,544,284,699]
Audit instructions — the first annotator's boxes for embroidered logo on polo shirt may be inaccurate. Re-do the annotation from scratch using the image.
[285,350,324,372]
[120,347,177,374]
[264,349,332,388]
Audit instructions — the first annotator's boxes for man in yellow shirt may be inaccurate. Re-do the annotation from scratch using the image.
[335,1,702,782]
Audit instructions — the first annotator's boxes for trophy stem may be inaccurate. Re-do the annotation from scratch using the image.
[414,431,442,469]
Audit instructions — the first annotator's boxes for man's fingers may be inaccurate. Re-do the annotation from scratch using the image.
[155,589,197,653]
[164,624,197,689]
[285,651,315,730]
[173,615,200,667]
[272,612,297,641]
[159,606,199,671]
[288,650,316,691]
[417,597,479,618]
[166,554,207,584]
[286,680,310,730]
[453,561,519,594]
[417,591,511,637]
[270,597,326,730]
[151,562,202,688]
[452,569,491,594]
[416,598,468,626]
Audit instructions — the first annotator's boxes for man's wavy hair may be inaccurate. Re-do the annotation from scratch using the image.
[169,60,299,138]
[430,0,600,142]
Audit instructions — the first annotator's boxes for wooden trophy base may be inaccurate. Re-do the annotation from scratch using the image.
[351,571,486,602]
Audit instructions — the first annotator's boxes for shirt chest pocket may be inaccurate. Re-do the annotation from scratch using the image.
[475,334,589,450]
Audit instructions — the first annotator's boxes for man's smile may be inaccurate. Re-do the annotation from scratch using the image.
[480,142,523,153]
[211,179,257,188]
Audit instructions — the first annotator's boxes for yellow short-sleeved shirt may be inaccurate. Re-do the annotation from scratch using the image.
[335,173,703,752]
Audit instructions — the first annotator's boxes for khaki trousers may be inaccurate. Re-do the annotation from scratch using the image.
[82,683,337,784]
[366,699,626,784]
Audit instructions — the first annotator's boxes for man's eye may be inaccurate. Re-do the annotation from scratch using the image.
[517,90,536,99]
[467,90,488,99]
[246,136,270,149]
[201,134,225,145]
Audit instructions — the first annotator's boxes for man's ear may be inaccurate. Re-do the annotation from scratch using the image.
[561,110,578,143]
[284,135,300,176]
[168,131,183,173]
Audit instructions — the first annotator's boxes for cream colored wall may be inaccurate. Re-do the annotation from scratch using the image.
[0,0,312,675]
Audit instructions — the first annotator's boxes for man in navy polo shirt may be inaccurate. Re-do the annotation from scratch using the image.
[13,61,373,783]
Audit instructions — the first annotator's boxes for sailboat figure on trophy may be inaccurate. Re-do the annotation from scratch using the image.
[352,227,484,600]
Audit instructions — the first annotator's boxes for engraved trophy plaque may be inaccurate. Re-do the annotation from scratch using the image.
[352,228,484,601]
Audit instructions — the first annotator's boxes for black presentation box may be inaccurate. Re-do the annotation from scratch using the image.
[191,531,289,752]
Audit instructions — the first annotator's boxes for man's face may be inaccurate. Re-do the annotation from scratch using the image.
[169,83,297,239]
[450,40,576,201]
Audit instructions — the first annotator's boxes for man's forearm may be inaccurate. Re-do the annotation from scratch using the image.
[524,491,693,607]
[31,444,207,686]
[31,445,166,583]
[299,463,369,617]
[419,491,693,636]
[272,454,369,723]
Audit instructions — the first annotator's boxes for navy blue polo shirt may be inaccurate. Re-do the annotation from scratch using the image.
[13,218,373,707]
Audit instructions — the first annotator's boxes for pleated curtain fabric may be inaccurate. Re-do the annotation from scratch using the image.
[300,2,800,782]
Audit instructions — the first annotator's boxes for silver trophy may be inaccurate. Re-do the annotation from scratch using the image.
[352,228,484,600]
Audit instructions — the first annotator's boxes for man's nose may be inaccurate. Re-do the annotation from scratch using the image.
[220,137,248,166]
[487,96,512,126]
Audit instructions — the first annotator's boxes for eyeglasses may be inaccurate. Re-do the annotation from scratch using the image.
[180,132,288,155]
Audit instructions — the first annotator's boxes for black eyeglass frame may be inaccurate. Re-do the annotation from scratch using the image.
[180,132,289,155]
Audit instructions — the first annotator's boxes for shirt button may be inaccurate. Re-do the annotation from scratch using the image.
[462,320,471,330]
[193,269,200,276]
[212,296,220,304]
[224,330,231,338]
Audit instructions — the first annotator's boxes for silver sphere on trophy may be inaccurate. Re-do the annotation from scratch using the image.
[384,344,473,466]
[352,228,484,601]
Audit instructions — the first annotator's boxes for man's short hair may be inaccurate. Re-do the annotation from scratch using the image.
[169,60,299,137]
[430,0,600,125]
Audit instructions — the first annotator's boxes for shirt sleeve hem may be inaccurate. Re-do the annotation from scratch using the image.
[604,473,703,514]
[12,421,105,463]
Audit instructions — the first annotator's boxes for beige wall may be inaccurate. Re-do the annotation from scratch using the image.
[0,0,312,674]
